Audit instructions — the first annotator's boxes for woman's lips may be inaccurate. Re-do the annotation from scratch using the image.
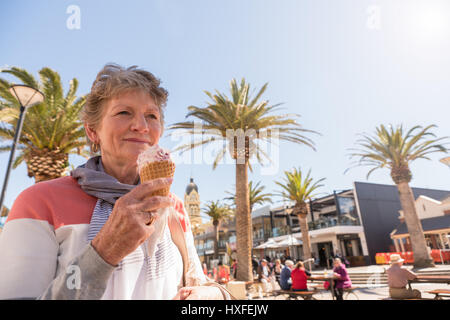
[124,138,150,144]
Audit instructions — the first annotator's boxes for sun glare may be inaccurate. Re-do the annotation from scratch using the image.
[407,2,450,43]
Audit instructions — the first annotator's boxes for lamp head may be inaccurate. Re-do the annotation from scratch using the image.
[9,85,44,108]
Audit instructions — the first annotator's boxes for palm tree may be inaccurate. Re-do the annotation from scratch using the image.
[202,200,234,260]
[275,167,325,261]
[348,124,449,268]
[0,66,88,182]
[224,180,274,212]
[169,78,318,281]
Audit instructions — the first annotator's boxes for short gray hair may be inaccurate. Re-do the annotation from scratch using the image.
[285,259,294,267]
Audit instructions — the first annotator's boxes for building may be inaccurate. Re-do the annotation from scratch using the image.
[391,194,450,251]
[194,217,236,267]
[250,181,450,267]
[184,177,202,229]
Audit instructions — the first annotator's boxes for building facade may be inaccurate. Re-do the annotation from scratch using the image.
[391,194,450,252]
[192,181,450,268]
[251,182,450,267]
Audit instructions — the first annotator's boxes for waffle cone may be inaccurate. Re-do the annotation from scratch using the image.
[139,160,176,196]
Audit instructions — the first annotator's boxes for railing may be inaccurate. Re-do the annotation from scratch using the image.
[308,216,361,231]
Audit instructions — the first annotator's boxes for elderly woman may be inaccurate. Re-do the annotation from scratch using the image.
[0,64,230,300]
[332,258,352,300]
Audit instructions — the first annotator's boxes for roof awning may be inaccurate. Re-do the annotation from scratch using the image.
[391,215,450,237]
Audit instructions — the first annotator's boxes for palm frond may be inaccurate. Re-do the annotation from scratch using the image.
[347,124,450,180]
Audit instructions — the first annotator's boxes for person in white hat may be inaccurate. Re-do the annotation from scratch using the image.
[386,254,421,299]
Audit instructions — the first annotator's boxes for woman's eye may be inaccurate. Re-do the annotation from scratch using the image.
[147,114,157,119]
[117,111,130,115]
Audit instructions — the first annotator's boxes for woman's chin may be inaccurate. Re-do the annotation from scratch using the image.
[128,145,150,157]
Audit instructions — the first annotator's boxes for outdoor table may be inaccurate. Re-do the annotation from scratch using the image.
[408,275,450,290]
[308,275,340,300]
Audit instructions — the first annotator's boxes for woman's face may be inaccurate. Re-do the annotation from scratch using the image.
[90,89,162,166]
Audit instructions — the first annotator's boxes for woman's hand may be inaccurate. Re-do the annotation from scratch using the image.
[91,177,174,266]
[172,286,224,300]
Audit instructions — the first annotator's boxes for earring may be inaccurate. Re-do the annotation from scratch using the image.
[92,142,99,153]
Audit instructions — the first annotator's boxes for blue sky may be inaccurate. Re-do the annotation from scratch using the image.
[1,0,449,222]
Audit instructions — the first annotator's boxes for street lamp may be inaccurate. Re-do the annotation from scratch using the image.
[0,85,44,212]
[440,157,450,168]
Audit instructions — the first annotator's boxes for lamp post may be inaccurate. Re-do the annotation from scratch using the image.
[0,85,44,212]
[440,157,450,169]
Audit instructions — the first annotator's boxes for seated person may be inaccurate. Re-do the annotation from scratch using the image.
[386,254,421,299]
[332,258,352,300]
[291,261,311,291]
[271,259,283,285]
[280,260,294,290]
[256,259,272,293]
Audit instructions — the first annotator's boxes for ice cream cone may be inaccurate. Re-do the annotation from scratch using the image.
[138,145,175,197]
[139,159,176,196]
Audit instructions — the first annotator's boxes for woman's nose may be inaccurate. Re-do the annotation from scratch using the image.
[131,114,149,132]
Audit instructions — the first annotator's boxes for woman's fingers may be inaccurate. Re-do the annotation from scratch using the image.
[133,178,173,200]
[172,287,193,300]
[137,196,174,212]
[131,196,174,225]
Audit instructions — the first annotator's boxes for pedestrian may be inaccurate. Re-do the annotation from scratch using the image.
[217,262,230,284]
[386,254,421,299]
[231,259,238,279]
[252,256,259,276]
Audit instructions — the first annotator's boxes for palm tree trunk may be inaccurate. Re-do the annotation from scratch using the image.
[235,159,253,281]
[298,214,312,261]
[213,222,219,260]
[397,182,434,268]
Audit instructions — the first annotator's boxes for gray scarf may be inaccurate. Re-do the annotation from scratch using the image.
[71,156,138,205]
[71,156,182,285]
[71,156,140,242]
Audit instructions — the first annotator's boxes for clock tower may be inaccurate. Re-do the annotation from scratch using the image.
[184,177,202,229]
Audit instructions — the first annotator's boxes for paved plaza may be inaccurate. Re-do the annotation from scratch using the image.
[247,264,450,300]
[252,283,448,300]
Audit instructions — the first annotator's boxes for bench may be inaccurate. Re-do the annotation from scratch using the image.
[272,290,318,300]
[379,297,432,300]
[426,289,450,300]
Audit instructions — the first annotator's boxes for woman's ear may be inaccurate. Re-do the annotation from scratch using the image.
[84,123,98,143]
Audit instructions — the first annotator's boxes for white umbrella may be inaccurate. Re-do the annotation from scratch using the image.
[254,239,277,249]
[276,235,302,247]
